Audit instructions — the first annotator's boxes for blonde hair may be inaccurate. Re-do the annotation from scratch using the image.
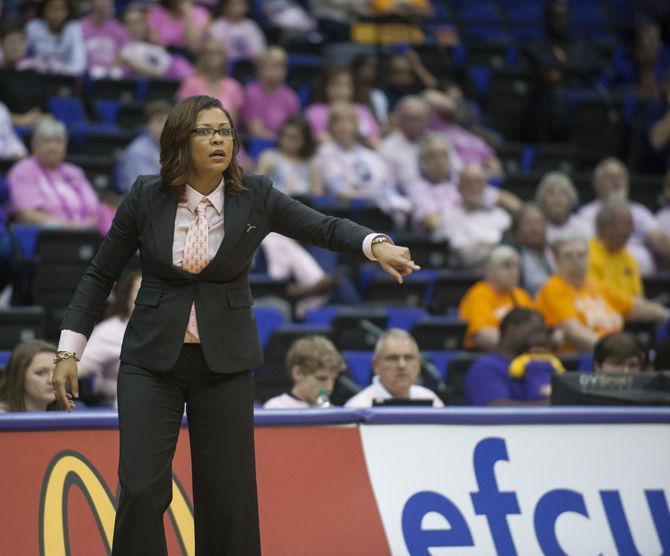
[286,336,345,376]
[256,46,287,66]
[535,171,579,207]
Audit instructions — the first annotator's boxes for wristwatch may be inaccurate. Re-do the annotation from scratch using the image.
[53,351,79,364]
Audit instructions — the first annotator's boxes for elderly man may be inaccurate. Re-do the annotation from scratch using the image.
[536,236,669,352]
[438,164,512,268]
[578,157,670,274]
[588,198,643,298]
[459,245,534,351]
[344,329,444,408]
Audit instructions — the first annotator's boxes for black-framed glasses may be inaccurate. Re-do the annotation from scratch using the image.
[191,127,235,139]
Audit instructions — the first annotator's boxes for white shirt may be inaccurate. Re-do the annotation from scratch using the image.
[344,376,444,408]
[263,393,311,409]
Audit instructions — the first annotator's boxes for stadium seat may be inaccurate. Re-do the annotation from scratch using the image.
[142,78,180,102]
[363,269,437,308]
[430,272,480,313]
[253,306,286,349]
[444,352,479,405]
[410,317,467,351]
[0,306,46,350]
[89,78,139,103]
[389,232,449,269]
[343,350,373,386]
[387,307,429,331]
[331,311,388,350]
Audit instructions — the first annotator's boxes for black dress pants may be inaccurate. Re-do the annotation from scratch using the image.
[112,345,261,555]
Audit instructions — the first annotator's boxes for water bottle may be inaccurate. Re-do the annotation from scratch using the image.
[315,389,332,408]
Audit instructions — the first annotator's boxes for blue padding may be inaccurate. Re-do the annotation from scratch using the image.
[305,306,341,326]
[344,351,374,386]
[11,223,40,259]
[254,408,362,426]
[387,307,429,331]
[253,306,285,349]
[0,351,10,366]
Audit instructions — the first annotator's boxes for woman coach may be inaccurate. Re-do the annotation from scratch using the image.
[51,95,419,555]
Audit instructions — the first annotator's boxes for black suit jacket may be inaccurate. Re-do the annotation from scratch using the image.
[62,174,375,373]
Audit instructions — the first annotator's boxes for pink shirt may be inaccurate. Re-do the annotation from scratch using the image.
[305,103,381,142]
[428,117,495,166]
[177,74,244,119]
[147,5,211,48]
[241,81,300,135]
[79,16,128,73]
[208,17,266,61]
[7,156,101,229]
[263,392,311,409]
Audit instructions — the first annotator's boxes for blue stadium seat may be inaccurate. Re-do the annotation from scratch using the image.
[422,350,458,380]
[10,224,40,260]
[387,307,429,331]
[253,306,286,349]
[305,306,342,326]
[94,99,121,126]
[343,351,373,387]
[0,351,10,367]
[247,138,277,161]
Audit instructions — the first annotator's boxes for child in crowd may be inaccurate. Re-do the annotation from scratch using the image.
[209,0,267,63]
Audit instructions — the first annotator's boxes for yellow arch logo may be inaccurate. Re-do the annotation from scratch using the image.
[39,451,194,555]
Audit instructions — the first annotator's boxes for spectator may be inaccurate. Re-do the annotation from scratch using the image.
[646,68,670,171]
[656,169,670,234]
[25,0,87,76]
[579,157,670,275]
[378,95,444,191]
[0,20,49,126]
[77,271,141,407]
[119,4,194,80]
[305,66,380,145]
[241,46,300,140]
[407,134,516,235]
[438,164,512,269]
[147,0,211,54]
[311,101,411,224]
[589,198,643,298]
[513,203,555,296]
[117,100,172,194]
[308,0,368,43]
[351,52,389,129]
[0,100,27,160]
[79,0,128,79]
[344,329,444,407]
[535,236,669,352]
[535,171,589,243]
[0,176,12,293]
[0,340,57,412]
[263,335,344,408]
[524,0,601,141]
[593,332,646,374]
[6,118,111,233]
[382,50,438,111]
[369,0,433,19]
[261,0,316,35]
[459,246,534,351]
[177,36,244,122]
[255,115,319,196]
[209,0,267,64]
[464,308,563,406]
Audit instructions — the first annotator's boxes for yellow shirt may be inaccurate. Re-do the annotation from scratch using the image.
[588,237,643,298]
[458,281,534,349]
[535,274,633,352]
[371,0,430,14]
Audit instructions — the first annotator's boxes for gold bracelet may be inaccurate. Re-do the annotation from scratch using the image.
[53,351,79,364]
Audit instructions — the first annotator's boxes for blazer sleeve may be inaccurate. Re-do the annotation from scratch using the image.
[60,176,144,337]
[261,176,375,258]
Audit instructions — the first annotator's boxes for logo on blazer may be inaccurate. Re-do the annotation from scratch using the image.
[246,224,256,232]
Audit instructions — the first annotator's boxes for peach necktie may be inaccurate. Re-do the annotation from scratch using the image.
[182,198,210,341]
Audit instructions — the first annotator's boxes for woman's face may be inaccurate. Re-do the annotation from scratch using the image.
[123,9,147,41]
[189,108,235,176]
[258,59,286,87]
[34,135,67,168]
[556,240,588,283]
[200,38,227,74]
[44,0,69,31]
[421,143,451,183]
[517,206,546,249]
[278,124,304,157]
[489,256,521,291]
[1,31,27,64]
[24,352,56,410]
[330,113,358,146]
[91,0,114,18]
[541,182,572,224]
[326,73,353,103]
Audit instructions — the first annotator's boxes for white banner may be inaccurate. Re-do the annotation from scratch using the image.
[360,424,670,555]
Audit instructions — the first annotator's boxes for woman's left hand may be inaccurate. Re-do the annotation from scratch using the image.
[373,242,421,284]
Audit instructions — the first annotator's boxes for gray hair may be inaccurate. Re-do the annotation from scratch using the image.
[595,197,631,231]
[535,171,579,207]
[550,234,588,257]
[32,118,67,143]
[486,245,520,270]
[373,329,418,358]
[418,133,452,161]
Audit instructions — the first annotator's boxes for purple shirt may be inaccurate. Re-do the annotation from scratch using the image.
[464,353,553,405]
[428,117,495,166]
[7,156,101,228]
[79,16,128,72]
[147,5,210,48]
[305,103,381,142]
[208,17,267,61]
[241,81,300,135]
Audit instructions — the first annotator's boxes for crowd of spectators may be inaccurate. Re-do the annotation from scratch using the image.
[1,0,670,411]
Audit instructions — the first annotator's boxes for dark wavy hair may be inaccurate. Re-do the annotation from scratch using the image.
[159,95,245,195]
[0,340,57,412]
[278,115,316,160]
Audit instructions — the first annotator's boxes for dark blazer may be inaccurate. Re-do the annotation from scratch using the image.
[62,174,375,373]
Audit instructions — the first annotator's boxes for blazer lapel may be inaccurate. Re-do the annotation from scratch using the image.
[152,185,179,266]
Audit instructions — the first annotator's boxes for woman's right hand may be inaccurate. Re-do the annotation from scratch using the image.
[52,359,79,411]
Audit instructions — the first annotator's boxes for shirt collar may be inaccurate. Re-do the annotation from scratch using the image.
[182,178,225,215]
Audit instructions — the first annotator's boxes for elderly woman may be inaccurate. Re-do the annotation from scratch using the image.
[312,101,411,222]
[52,95,418,554]
[458,245,535,351]
[534,171,589,243]
[0,340,57,413]
[535,236,669,352]
[6,118,110,233]
[512,203,555,296]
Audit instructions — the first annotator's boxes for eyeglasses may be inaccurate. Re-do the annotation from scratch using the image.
[191,127,235,139]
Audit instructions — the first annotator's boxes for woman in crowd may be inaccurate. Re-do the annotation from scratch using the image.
[177,35,244,123]
[6,118,112,233]
[305,66,381,145]
[0,340,57,413]
[534,171,589,243]
[25,0,86,75]
[79,0,128,79]
[512,203,555,296]
[147,0,210,54]
[209,0,266,63]
[351,52,389,129]
[255,115,319,196]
